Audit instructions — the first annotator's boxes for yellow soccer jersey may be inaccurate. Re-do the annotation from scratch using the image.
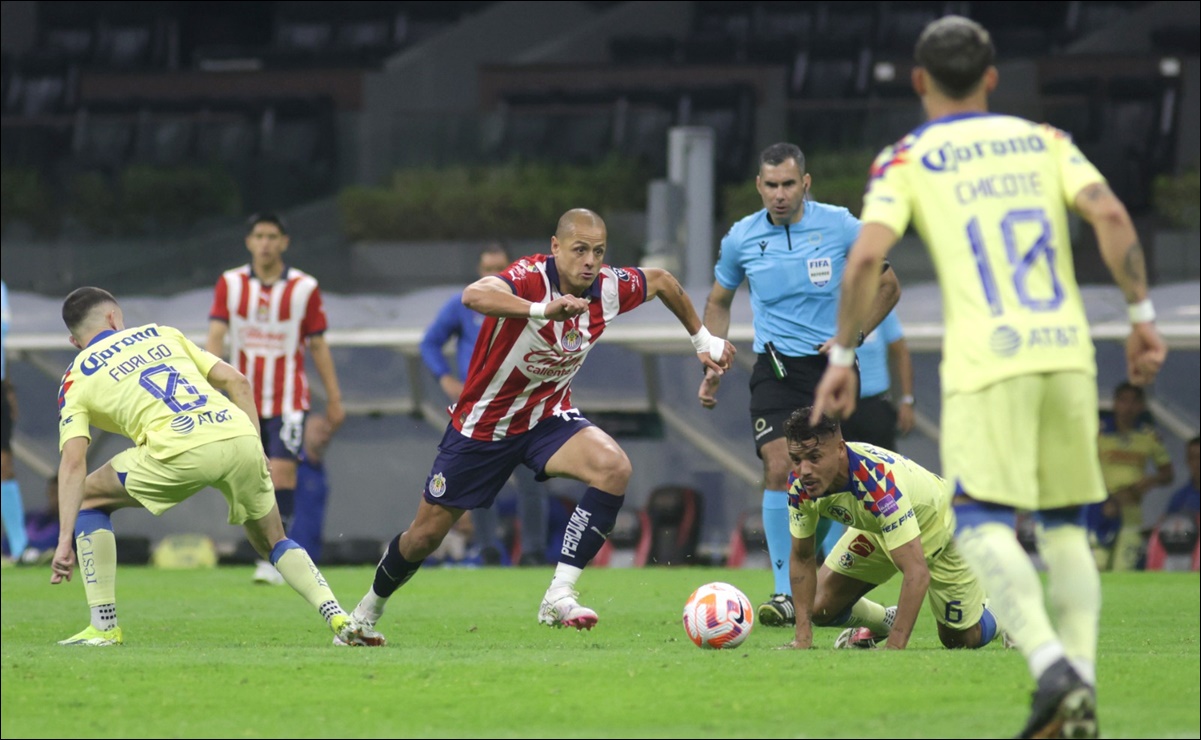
[58,324,257,459]
[862,112,1104,395]
[788,442,955,560]
[1097,422,1171,493]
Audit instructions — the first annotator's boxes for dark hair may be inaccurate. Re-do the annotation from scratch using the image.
[480,241,508,258]
[759,142,805,173]
[246,212,288,236]
[914,16,995,100]
[1114,381,1145,400]
[62,287,118,334]
[784,407,841,445]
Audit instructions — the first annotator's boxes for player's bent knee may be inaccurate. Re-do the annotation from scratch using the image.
[938,622,979,649]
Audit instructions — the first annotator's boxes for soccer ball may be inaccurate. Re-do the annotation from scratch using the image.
[682,582,754,649]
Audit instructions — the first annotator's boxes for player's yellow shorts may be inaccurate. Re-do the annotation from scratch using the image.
[825,528,986,631]
[942,371,1106,511]
[110,435,275,524]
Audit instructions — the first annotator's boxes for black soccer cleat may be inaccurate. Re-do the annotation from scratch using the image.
[1014,658,1098,739]
[757,593,796,627]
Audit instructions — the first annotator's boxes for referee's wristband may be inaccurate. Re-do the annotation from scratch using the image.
[529,302,547,319]
[1127,299,1155,324]
[828,344,856,368]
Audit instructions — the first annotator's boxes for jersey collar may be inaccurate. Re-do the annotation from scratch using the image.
[249,263,290,287]
[86,329,118,347]
[544,256,602,299]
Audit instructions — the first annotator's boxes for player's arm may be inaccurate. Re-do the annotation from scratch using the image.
[812,224,900,423]
[307,334,345,431]
[51,436,89,584]
[420,299,463,398]
[644,268,734,375]
[1074,182,1166,385]
[698,281,737,408]
[888,338,915,434]
[206,360,262,438]
[861,265,901,337]
[787,532,818,649]
[884,536,929,650]
[205,319,229,359]
[462,276,588,321]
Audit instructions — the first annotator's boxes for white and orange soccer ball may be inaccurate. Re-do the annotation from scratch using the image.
[682,582,754,649]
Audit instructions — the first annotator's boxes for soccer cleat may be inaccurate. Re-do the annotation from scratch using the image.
[538,589,598,630]
[1015,658,1097,739]
[58,625,124,646]
[834,626,887,649]
[756,593,796,627]
[253,560,285,586]
[331,614,387,647]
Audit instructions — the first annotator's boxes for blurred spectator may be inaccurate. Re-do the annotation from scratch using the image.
[290,414,333,563]
[1091,383,1174,570]
[1163,436,1200,518]
[2,278,29,564]
[2,475,58,565]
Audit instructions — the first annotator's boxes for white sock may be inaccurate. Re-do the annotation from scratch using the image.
[355,590,388,622]
[548,563,583,594]
[883,605,897,630]
[1028,640,1067,681]
[91,603,117,631]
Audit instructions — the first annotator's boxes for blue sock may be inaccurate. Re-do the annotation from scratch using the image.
[269,538,301,565]
[975,605,999,648]
[372,534,424,598]
[763,489,791,595]
[559,487,623,568]
[74,509,113,537]
[1,479,27,558]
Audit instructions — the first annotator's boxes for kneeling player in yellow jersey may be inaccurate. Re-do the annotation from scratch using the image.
[50,287,381,647]
[781,409,999,651]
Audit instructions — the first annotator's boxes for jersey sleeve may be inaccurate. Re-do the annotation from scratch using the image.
[57,363,91,450]
[171,326,222,379]
[419,295,461,379]
[877,488,921,551]
[860,140,915,237]
[614,267,648,315]
[209,277,230,322]
[787,481,818,539]
[713,227,745,290]
[840,207,863,247]
[498,257,543,301]
[1045,125,1106,204]
[300,286,328,337]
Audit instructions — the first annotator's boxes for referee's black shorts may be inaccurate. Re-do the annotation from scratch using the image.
[748,352,860,456]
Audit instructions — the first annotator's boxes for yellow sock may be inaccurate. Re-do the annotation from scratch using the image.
[956,522,1062,677]
[1038,523,1100,685]
[77,527,118,629]
[846,598,893,633]
[273,544,345,625]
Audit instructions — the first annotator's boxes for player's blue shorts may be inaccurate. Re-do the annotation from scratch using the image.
[260,411,305,461]
[423,413,593,510]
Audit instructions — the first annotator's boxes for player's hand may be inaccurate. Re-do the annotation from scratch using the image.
[814,338,835,354]
[811,365,858,424]
[778,636,814,650]
[896,402,915,435]
[50,541,76,584]
[697,339,736,377]
[1126,323,1167,386]
[544,296,590,321]
[325,397,346,433]
[439,375,464,400]
[698,368,722,409]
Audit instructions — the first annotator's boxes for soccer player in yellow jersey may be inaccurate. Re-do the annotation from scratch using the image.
[781,409,999,652]
[812,16,1166,739]
[50,287,381,647]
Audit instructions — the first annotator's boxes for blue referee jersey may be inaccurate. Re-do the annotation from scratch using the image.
[857,310,904,397]
[419,293,485,382]
[714,202,861,356]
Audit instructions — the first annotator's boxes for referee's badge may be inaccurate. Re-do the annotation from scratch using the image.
[807,258,832,287]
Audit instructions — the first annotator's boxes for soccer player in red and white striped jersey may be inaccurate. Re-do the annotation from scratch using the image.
[206,213,345,584]
[345,209,735,639]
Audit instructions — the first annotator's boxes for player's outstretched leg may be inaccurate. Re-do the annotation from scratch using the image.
[538,486,624,630]
[758,487,794,626]
[831,603,897,649]
[59,509,122,646]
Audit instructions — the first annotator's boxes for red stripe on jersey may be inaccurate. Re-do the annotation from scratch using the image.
[456,316,528,415]
[470,367,531,440]
[271,355,287,418]
[252,355,266,413]
[279,276,297,322]
[237,273,251,319]
[292,349,307,412]
[506,379,562,436]
[237,350,248,376]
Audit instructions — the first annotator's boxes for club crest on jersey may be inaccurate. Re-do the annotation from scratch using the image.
[828,505,854,525]
[807,258,832,287]
[562,327,584,352]
[839,553,855,569]
[428,472,447,498]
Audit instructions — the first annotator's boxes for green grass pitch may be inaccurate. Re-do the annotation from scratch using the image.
[2,566,1198,738]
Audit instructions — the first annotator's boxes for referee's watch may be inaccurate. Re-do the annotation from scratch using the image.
[856,330,866,347]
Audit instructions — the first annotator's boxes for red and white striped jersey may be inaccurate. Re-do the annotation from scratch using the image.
[453,255,647,441]
[209,265,328,418]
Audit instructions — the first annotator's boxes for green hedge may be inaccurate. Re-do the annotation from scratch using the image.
[721,149,876,223]
[1153,170,1200,230]
[340,157,650,241]
[1,169,57,236]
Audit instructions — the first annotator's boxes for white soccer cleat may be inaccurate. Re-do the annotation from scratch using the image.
[253,560,285,586]
[331,614,387,647]
[538,588,598,630]
[834,626,885,649]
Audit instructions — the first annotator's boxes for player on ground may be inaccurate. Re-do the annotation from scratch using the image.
[781,408,999,651]
[812,16,1166,738]
[51,287,377,647]
[344,209,734,639]
[207,213,345,585]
